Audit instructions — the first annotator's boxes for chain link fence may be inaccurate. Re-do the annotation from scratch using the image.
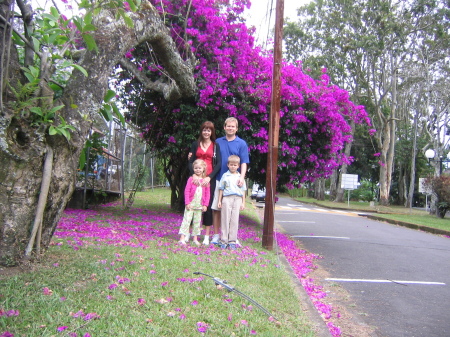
[71,121,166,208]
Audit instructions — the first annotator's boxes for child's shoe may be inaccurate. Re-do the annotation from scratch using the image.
[193,240,200,246]
[228,243,237,250]
[178,240,186,245]
[211,234,220,245]
[202,236,210,245]
[184,233,190,243]
[219,242,228,249]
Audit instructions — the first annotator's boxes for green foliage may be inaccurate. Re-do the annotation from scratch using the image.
[79,133,109,171]
[426,175,450,218]
[49,116,77,140]
[100,90,125,126]
[348,180,376,202]
[7,81,40,116]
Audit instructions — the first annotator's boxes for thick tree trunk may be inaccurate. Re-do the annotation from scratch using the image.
[315,178,325,201]
[0,2,196,265]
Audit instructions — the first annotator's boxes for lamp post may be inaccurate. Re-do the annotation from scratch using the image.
[425,149,450,175]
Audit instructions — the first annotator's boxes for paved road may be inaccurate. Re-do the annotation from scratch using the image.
[273,196,450,337]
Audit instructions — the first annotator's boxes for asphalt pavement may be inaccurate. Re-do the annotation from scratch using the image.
[272,196,450,337]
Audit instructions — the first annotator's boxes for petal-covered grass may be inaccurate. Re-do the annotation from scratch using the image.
[0,189,339,337]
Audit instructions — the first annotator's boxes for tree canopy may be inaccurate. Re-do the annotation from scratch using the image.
[117,0,371,209]
[283,0,450,205]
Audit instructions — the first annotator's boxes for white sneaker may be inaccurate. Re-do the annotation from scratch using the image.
[236,239,241,247]
[202,236,210,245]
[211,234,220,245]
[184,233,190,243]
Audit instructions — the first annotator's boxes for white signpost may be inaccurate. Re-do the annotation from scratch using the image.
[419,178,432,209]
[341,174,359,207]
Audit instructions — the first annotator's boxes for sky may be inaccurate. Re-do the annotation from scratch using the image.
[32,0,309,46]
[244,0,310,46]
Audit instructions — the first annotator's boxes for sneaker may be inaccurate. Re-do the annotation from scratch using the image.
[236,239,240,247]
[211,234,220,245]
[219,243,228,249]
[178,240,186,245]
[202,236,210,245]
[184,233,190,243]
[192,240,200,246]
[229,243,237,250]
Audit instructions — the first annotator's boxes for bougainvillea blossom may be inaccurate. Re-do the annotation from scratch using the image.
[118,0,371,191]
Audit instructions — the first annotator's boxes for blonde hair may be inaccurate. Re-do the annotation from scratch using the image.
[224,117,238,128]
[192,159,207,178]
[228,155,240,164]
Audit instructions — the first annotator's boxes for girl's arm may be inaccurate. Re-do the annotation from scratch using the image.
[184,177,193,204]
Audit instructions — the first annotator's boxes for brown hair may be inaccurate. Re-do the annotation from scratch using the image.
[198,121,216,142]
[192,159,207,178]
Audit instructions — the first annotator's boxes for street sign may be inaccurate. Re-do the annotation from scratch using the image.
[419,178,432,195]
[341,174,359,190]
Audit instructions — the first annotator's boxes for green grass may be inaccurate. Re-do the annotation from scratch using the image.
[293,196,450,233]
[0,189,316,337]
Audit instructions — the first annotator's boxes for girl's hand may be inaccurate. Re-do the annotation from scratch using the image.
[217,201,222,209]
[188,152,192,160]
[240,204,245,211]
[202,206,207,212]
[186,204,191,210]
[201,177,211,186]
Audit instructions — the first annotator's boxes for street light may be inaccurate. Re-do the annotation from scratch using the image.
[425,149,450,175]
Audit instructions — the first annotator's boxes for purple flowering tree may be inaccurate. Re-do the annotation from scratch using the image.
[117,0,371,210]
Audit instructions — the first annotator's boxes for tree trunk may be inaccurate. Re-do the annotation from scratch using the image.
[329,169,338,200]
[0,2,196,265]
[315,178,325,201]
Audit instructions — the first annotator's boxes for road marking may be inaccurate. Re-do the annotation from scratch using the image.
[292,235,350,239]
[325,278,446,285]
[278,220,316,223]
[275,206,361,217]
[287,204,305,207]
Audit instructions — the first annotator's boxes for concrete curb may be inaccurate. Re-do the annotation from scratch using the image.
[358,214,450,236]
[275,244,332,337]
[298,200,450,237]
[254,202,331,336]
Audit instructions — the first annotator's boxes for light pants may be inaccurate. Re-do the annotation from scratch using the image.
[179,208,202,236]
[220,195,242,244]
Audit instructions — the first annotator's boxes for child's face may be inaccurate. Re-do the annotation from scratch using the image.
[194,164,204,176]
[227,161,239,173]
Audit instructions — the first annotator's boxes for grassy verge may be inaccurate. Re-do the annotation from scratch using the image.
[292,196,450,232]
[0,189,316,337]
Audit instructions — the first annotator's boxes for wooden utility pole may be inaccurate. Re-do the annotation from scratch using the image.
[262,0,284,250]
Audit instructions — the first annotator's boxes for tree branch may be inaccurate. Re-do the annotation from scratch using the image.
[119,57,181,101]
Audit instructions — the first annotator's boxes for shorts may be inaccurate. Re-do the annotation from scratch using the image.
[211,180,221,211]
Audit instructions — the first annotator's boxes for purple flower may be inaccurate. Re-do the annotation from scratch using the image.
[197,322,209,333]
[0,332,14,337]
